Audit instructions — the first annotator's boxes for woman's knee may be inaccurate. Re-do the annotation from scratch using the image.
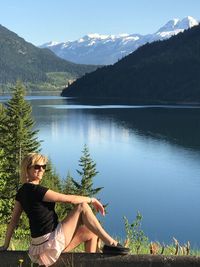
[77,202,90,212]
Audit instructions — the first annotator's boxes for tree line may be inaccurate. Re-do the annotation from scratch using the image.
[62,24,200,103]
[0,24,99,91]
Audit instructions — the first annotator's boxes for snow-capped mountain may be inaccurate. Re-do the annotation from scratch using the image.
[40,16,199,65]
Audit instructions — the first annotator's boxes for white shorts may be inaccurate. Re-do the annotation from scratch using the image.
[29,223,65,266]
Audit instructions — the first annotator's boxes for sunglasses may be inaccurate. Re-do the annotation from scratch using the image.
[31,164,47,170]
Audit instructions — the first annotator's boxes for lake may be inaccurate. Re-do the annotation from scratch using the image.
[1,95,200,247]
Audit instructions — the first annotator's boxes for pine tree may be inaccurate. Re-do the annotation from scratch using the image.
[63,172,77,196]
[0,148,13,223]
[0,103,12,223]
[60,145,103,216]
[63,145,103,198]
[75,145,103,197]
[0,103,7,147]
[0,81,41,199]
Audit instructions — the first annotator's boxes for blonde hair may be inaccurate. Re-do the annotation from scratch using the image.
[20,153,48,184]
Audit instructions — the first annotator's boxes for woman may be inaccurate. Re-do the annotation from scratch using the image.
[0,153,129,266]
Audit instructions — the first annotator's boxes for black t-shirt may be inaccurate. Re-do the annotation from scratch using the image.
[16,183,58,238]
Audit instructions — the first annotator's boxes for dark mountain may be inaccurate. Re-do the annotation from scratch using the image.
[61,24,200,104]
[0,24,97,84]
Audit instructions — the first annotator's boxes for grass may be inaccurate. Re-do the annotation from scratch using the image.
[1,237,200,256]
[0,71,76,94]
[1,214,200,256]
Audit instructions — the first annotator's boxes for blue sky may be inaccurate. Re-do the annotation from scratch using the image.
[0,0,200,45]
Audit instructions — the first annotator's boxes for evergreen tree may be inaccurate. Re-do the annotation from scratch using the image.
[0,103,4,114]
[0,103,7,146]
[62,171,77,196]
[0,102,13,223]
[0,148,13,224]
[60,145,103,216]
[75,145,103,197]
[0,81,41,199]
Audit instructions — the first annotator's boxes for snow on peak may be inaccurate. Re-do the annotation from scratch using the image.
[157,16,199,33]
[86,33,110,40]
[39,41,62,48]
[157,18,180,32]
[39,16,199,65]
[77,38,85,43]
[118,33,130,37]
[176,16,199,29]
[45,41,61,47]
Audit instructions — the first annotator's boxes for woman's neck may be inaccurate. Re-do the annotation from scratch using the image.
[28,180,40,185]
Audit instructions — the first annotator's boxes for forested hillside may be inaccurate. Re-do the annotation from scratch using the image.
[0,24,98,91]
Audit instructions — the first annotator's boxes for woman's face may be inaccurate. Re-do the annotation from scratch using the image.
[27,159,46,184]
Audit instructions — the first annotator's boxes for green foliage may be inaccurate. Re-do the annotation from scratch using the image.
[41,160,62,191]
[0,74,94,94]
[46,72,75,87]
[0,83,41,236]
[13,225,30,240]
[0,97,104,241]
[23,72,76,93]
[0,224,7,240]
[60,145,103,216]
[58,172,77,219]
[63,172,78,196]
[62,24,200,104]
[0,167,14,223]
[0,72,78,93]
[0,196,14,224]
[0,103,4,114]
[0,81,41,196]
[0,81,41,227]
[0,104,6,146]
[74,145,103,196]
[41,159,65,219]
[0,105,15,223]
[124,211,148,254]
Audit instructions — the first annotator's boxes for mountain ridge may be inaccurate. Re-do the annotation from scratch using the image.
[41,16,199,65]
[0,24,98,89]
[61,23,200,104]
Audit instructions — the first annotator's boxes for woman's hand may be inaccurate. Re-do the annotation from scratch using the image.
[91,198,105,216]
[0,245,8,252]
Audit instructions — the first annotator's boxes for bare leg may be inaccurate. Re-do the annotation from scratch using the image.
[63,225,98,252]
[61,202,117,250]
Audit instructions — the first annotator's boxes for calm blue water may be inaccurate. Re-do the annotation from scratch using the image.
[1,95,200,247]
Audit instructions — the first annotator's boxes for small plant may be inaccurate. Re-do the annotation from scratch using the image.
[18,259,24,267]
[123,211,148,254]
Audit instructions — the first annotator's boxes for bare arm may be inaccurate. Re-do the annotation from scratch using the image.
[43,190,105,215]
[43,190,92,204]
[0,201,23,251]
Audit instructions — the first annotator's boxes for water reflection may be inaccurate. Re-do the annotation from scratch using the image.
[92,101,200,152]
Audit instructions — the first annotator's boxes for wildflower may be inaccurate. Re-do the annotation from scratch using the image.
[18,258,24,266]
